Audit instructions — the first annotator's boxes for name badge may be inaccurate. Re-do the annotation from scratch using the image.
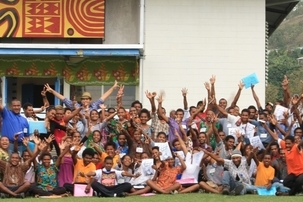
[260,133,267,138]
[136,147,143,153]
[182,125,187,129]
[209,168,215,174]
[227,124,232,128]
[23,128,28,134]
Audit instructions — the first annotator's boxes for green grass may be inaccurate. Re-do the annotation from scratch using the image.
[4,194,303,202]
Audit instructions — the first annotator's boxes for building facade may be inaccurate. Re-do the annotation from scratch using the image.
[0,0,267,110]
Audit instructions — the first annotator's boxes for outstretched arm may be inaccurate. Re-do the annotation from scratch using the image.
[251,85,262,110]
[156,94,169,123]
[202,148,224,165]
[101,80,118,101]
[210,75,216,99]
[230,81,244,108]
[44,83,65,100]
[145,90,157,113]
[282,75,291,107]
[181,88,188,111]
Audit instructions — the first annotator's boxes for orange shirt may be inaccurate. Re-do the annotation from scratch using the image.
[280,140,303,176]
[73,159,96,183]
[100,152,119,168]
[157,162,181,190]
[255,162,274,186]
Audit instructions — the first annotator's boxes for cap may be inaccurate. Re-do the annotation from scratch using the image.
[81,92,92,99]
[266,102,273,107]
[231,149,242,158]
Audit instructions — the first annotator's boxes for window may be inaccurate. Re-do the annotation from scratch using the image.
[70,85,136,108]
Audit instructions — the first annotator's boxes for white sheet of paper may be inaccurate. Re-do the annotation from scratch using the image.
[192,151,204,166]
[274,105,289,121]
[249,136,265,150]
[154,142,173,161]
[175,151,185,166]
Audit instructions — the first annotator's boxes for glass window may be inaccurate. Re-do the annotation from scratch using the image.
[70,85,136,108]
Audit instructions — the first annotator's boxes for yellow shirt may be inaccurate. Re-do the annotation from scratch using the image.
[255,162,274,186]
[73,159,96,183]
[100,152,119,168]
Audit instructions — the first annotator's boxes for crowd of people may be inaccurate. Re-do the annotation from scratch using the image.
[0,75,302,198]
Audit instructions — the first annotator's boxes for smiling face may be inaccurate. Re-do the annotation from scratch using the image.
[198,133,206,144]
[11,100,21,114]
[139,112,149,124]
[92,131,101,143]
[122,155,132,167]
[42,154,52,168]
[90,110,99,121]
[10,153,21,166]
[0,137,9,150]
[47,109,56,120]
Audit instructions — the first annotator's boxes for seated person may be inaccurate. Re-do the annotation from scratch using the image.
[199,152,224,194]
[63,146,96,194]
[0,146,40,198]
[146,146,186,194]
[84,156,137,197]
[251,152,290,195]
[128,152,155,196]
[30,143,70,197]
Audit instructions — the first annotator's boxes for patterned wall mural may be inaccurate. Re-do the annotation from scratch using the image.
[0,0,105,38]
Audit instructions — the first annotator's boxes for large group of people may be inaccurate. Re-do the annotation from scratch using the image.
[0,75,302,198]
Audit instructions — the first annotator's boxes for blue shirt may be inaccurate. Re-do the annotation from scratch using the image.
[1,107,29,142]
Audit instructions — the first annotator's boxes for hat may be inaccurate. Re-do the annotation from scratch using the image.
[231,149,242,158]
[81,92,92,99]
[266,102,273,107]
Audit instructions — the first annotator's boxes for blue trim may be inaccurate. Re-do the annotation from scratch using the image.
[54,77,61,105]
[0,49,140,56]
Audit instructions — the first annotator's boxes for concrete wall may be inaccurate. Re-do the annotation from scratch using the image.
[103,0,140,44]
[142,0,266,111]
[0,0,140,44]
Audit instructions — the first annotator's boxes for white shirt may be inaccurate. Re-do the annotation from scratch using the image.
[94,168,123,185]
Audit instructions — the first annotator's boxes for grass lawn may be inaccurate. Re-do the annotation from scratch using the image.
[7,194,302,202]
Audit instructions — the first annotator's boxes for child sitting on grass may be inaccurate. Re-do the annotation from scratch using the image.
[146,146,186,194]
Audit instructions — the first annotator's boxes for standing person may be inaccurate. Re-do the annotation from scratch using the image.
[44,81,118,113]
[0,99,29,154]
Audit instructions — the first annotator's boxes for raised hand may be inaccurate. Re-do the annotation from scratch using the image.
[45,134,54,144]
[74,142,83,152]
[145,90,153,99]
[117,85,124,96]
[41,87,47,96]
[22,137,29,147]
[44,83,54,93]
[33,135,41,145]
[204,82,210,91]
[113,80,119,89]
[156,94,163,104]
[210,75,216,85]
[238,81,245,90]
[181,88,188,97]
[14,134,19,141]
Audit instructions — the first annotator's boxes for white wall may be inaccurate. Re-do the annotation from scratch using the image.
[142,0,265,111]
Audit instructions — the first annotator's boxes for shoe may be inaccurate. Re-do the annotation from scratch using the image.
[231,185,244,196]
[170,190,178,195]
[276,191,289,196]
[116,192,126,197]
[16,193,25,199]
[222,186,230,195]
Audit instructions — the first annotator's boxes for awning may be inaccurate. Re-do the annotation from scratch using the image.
[0,56,139,85]
[0,44,143,57]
